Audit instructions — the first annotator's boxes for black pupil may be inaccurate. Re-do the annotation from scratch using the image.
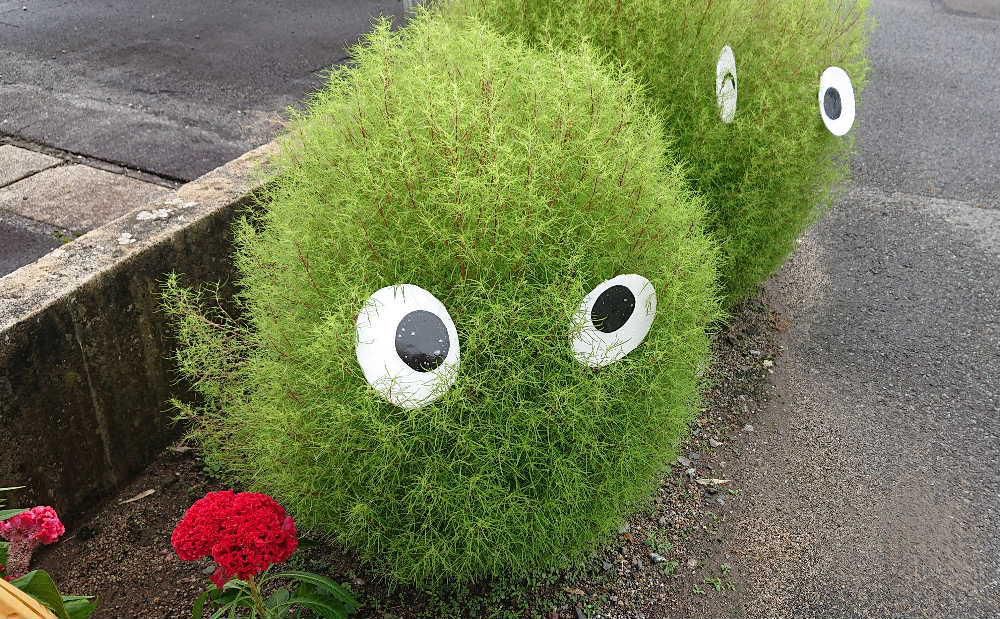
[395,310,449,372]
[824,87,842,120]
[591,285,636,334]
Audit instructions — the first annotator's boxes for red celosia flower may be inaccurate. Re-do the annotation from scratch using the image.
[171,491,298,588]
[0,506,65,578]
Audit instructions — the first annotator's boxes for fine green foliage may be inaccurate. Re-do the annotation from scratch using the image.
[446,0,871,302]
[164,13,719,587]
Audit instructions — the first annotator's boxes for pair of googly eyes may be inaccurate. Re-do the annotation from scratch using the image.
[714,45,857,136]
[355,275,658,409]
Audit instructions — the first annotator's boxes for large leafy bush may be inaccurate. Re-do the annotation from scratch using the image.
[448,0,871,301]
[164,14,718,586]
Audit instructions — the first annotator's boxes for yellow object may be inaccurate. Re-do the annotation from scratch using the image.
[0,578,55,619]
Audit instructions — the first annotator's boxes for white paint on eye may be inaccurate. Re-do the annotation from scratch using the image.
[356,284,460,409]
[716,45,738,124]
[571,274,657,369]
[819,66,856,137]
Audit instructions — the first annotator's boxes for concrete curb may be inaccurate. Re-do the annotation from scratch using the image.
[0,143,275,522]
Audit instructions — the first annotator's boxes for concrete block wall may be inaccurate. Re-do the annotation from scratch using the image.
[0,144,274,523]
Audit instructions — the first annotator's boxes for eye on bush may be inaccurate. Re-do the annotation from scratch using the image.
[449,0,871,302]
[164,13,719,587]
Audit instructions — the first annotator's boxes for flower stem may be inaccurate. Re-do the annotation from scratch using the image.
[247,576,269,617]
[3,540,38,579]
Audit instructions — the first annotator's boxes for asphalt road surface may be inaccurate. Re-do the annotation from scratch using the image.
[0,0,405,181]
[690,1,1000,617]
[0,0,404,275]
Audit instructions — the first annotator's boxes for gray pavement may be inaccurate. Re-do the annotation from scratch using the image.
[0,164,169,234]
[696,1,1000,617]
[0,144,171,276]
[1,0,403,277]
[0,214,58,274]
[853,0,1000,206]
[0,0,404,181]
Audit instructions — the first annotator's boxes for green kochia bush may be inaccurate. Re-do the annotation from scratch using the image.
[449,0,871,302]
[164,14,720,586]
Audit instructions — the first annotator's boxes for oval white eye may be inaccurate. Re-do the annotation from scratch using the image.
[819,66,856,136]
[355,284,460,409]
[571,274,657,368]
[716,45,738,124]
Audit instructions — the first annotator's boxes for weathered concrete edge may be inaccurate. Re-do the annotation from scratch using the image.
[0,143,276,522]
[0,144,274,330]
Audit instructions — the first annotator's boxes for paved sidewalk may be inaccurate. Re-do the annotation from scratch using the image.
[0,217,58,275]
[0,144,170,276]
[1,1,401,275]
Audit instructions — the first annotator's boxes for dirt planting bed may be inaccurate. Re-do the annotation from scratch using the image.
[35,295,781,619]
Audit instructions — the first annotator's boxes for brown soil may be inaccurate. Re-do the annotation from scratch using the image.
[33,296,781,619]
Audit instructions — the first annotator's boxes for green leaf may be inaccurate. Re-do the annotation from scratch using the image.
[7,571,98,619]
[267,588,291,607]
[63,596,98,619]
[222,579,252,594]
[10,570,72,619]
[0,540,9,572]
[0,508,27,520]
[276,571,358,610]
[192,588,219,619]
[283,595,350,619]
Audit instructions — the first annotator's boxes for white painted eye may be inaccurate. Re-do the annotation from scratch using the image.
[819,66,856,136]
[356,284,460,409]
[571,274,657,368]
[716,45,738,124]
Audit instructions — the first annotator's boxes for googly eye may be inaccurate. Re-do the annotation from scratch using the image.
[356,284,460,409]
[819,66,856,136]
[571,274,657,368]
[716,45,738,124]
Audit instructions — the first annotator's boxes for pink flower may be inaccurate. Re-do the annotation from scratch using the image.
[0,506,65,578]
[0,506,64,545]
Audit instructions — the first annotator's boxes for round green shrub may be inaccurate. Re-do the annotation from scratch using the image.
[447,0,871,302]
[164,13,719,587]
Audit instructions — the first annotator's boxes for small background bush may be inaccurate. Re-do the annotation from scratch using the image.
[447,0,871,302]
[164,13,719,587]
